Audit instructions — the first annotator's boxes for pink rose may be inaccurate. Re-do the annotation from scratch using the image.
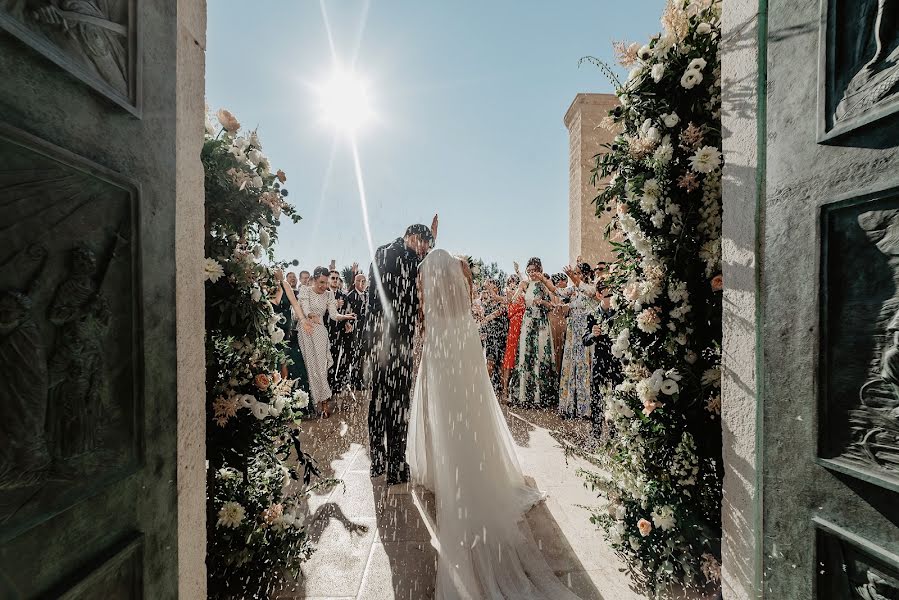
[637,518,653,537]
[711,274,723,292]
[642,400,662,416]
[217,108,241,133]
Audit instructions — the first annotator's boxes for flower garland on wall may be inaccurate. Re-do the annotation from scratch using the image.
[203,108,334,598]
[583,0,723,593]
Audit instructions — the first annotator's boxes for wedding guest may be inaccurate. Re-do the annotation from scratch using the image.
[299,270,311,287]
[326,269,351,392]
[549,272,569,374]
[272,270,309,393]
[286,271,299,292]
[501,272,525,402]
[559,263,598,419]
[583,284,621,437]
[510,257,558,408]
[479,278,508,387]
[345,272,368,391]
[298,267,356,417]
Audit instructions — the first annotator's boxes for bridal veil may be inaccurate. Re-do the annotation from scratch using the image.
[406,248,581,600]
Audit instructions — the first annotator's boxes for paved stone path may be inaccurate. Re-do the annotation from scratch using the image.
[276,392,648,600]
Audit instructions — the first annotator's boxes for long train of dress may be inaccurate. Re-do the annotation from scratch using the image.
[406,249,581,600]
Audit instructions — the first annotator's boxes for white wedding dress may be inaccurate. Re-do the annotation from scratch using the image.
[406,249,582,600]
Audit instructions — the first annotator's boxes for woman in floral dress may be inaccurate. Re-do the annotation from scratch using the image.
[510,258,558,408]
[479,278,508,388]
[558,263,598,419]
[298,267,356,417]
[500,273,524,402]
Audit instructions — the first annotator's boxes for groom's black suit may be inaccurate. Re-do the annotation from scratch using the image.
[365,237,421,483]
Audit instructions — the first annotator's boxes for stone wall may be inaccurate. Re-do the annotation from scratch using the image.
[176,0,207,598]
[720,1,763,598]
[564,93,619,266]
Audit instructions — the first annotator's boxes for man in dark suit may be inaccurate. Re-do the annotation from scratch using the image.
[366,217,436,485]
[326,269,349,392]
[345,272,368,392]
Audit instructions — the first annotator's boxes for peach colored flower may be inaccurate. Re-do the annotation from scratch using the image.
[613,41,640,67]
[217,108,241,133]
[628,137,656,159]
[212,395,239,427]
[617,202,630,215]
[679,122,704,148]
[623,282,641,302]
[711,274,723,291]
[677,172,700,192]
[261,503,283,525]
[276,169,287,183]
[637,518,653,537]
[255,373,271,391]
[642,400,663,416]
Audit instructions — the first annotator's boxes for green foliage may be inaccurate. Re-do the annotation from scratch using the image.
[203,113,333,598]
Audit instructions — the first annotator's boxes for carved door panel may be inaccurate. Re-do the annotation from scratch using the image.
[0,1,180,598]
[762,0,899,598]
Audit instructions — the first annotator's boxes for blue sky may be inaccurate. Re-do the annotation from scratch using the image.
[206,1,666,275]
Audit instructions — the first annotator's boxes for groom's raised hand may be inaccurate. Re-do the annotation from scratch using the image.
[431,213,439,241]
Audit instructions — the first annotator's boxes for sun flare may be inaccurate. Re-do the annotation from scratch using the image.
[316,68,374,134]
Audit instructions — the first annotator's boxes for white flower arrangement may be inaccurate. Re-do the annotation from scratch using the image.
[582,0,724,592]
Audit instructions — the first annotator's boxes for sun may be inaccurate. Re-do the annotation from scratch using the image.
[316,67,374,135]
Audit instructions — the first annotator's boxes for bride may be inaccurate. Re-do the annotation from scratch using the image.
[406,248,582,600]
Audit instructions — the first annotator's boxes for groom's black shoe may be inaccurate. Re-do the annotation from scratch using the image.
[370,464,385,478]
[386,466,410,486]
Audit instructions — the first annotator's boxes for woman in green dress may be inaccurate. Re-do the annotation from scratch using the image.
[272,271,310,396]
[510,257,559,408]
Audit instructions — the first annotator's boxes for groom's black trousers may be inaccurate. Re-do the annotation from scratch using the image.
[368,338,414,483]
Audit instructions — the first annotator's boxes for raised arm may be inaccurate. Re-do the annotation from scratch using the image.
[282,279,305,321]
[511,280,527,303]
[327,291,356,322]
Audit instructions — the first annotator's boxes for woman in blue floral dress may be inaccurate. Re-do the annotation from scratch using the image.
[510,257,558,408]
[558,263,597,419]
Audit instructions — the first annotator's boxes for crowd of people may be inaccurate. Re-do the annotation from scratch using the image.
[473,257,621,436]
[270,251,621,437]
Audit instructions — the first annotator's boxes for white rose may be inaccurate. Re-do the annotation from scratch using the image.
[637,45,652,62]
[248,149,265,165]
[653,33,675,57]
[645,126,661,144]
[661,379,679,395]
[270,327,285,344]
[251,287,262,302]
[662,112,680,127]
[651,63,665,82]
[681,69,703,89]
[251,401,270,420]
[232,136,250,151]
[259,229,271,248]
[628,66,644,81]
[696,22,712,35]
[688,57,708,72]
[249,175,264,189]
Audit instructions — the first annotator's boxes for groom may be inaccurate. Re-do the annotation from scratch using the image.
[365,215,437,485]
